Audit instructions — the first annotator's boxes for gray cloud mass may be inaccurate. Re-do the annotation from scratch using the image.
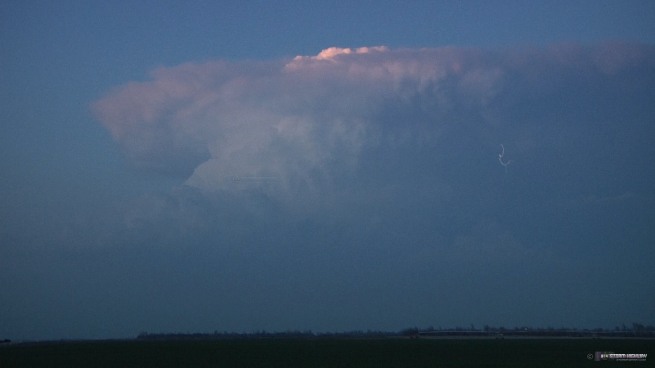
[93,43,655,204]
[90,43,655,329]
[7,43,652,338]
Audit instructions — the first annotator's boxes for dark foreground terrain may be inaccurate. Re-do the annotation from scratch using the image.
[1,337,653,368]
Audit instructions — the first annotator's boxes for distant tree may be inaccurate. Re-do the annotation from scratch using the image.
[401,327,419,338]
[632,322,645,332]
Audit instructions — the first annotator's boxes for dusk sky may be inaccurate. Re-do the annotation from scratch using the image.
[2,1,655,340]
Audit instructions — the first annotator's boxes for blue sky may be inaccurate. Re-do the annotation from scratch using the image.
[2,1,655,340]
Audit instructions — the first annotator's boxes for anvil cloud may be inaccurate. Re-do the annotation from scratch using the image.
[93,44,655,209]
[87,44,655,333]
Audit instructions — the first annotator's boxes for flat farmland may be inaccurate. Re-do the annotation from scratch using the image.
[1,338,653,367]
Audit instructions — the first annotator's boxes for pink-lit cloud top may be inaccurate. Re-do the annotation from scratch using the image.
[92,43,654,202]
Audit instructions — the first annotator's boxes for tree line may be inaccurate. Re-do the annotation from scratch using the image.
[136,323,655,340]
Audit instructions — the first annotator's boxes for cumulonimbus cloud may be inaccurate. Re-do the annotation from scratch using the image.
[92,43,655,204]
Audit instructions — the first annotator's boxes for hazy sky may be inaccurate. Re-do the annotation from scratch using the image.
[2,1,655,340]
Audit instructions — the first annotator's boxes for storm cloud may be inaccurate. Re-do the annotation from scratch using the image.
[93,43,655,205]
[78,43,655,333]
[4,0,655,342]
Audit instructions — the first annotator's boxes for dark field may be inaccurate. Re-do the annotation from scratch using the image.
[1,338,653,368]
